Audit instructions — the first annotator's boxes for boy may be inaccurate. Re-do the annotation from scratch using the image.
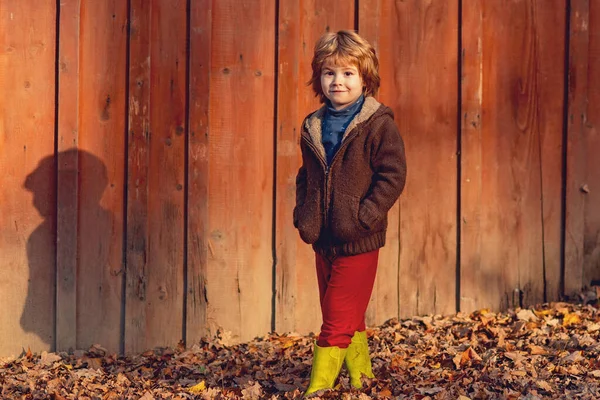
[294,30,407,395]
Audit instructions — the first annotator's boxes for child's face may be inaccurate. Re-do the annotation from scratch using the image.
[320,59,364,110]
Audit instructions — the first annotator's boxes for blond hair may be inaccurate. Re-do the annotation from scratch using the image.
[309,30,380,103]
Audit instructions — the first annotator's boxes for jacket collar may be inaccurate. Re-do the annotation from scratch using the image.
[304,96,381,162]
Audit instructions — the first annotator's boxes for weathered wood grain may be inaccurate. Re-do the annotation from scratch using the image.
[126,0,187,353]
[565,0,600,297]
[392,0,459,317]
[461,0,565,312]
[76,0,127,353]
[0,0,57,356]
[186,0,211,345]
[126,0,152,354]
[206,0,275,342]
[55,0,80,352]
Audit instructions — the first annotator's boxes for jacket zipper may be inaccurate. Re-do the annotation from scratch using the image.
[302,138,329,226]
[302,128,361,229]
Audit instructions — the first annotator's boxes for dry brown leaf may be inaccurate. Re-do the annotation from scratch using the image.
[561,351,585,364]
[537,380,553,392]
[504,351,526,367]
[516,309,538,322]
[39,351,61,367]
[529,345,548,355]
[587,323,600,332]
[453,346,482,369]
[241,381,262,399]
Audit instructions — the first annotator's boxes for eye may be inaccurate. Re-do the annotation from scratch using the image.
[323,70,334,76]
[344,71,354,76]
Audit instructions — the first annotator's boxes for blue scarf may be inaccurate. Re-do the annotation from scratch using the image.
[322,95,365,165]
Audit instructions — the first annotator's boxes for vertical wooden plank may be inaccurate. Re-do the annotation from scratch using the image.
[359,0,401,327]
[461,0,565,312]
[389,0,458,317]
[76,0,127,353]
[0,0,57,355]
[566,0,600,296]
[582,2,600,291]
[534,3,566,304]
[126,0,186,353]
[126,0,151,354]
[276,0,354,335]
[55,0,80,352]
[187,0,211,344]
[460,0,484,312]
[207,0,274,341]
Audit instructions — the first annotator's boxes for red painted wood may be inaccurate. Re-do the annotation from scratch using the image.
[126,0,187,353]
[565,0,600,296]
[461,0,565,311]
[391,0,459,317]
[56,0,80,352]
[186,0,212,345]
[206,0,275,342]
[0,0,57,356]
[76,0,127,353]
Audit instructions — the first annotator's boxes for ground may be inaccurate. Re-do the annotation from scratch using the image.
[2,302,600,399]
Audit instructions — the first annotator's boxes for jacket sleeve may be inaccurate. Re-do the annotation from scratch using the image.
[359,116,407,228]
[293,142,308,228]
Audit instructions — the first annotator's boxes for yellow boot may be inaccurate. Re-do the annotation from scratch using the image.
[345,331,375,388]
[305,343,347,396]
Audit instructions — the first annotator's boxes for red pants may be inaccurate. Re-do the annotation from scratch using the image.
[315,249,379,348]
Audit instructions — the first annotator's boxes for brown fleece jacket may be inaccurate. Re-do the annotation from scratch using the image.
[293,96,407,257]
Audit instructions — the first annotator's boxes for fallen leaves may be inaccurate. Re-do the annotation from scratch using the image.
[2,302,600,399]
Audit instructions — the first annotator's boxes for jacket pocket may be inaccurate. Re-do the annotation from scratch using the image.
[295,199,321,244]
[358,200,382,230]
[329,192,368,242]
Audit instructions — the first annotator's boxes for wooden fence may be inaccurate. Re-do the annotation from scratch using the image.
[1,0,598,357]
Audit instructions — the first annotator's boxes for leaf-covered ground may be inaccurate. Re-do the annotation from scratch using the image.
[3,302,600,399]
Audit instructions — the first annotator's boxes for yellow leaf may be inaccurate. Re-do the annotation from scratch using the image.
[189,381,206,394]
[563,313,581,326]
[534,309,553,318]
[430,362,441,369]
